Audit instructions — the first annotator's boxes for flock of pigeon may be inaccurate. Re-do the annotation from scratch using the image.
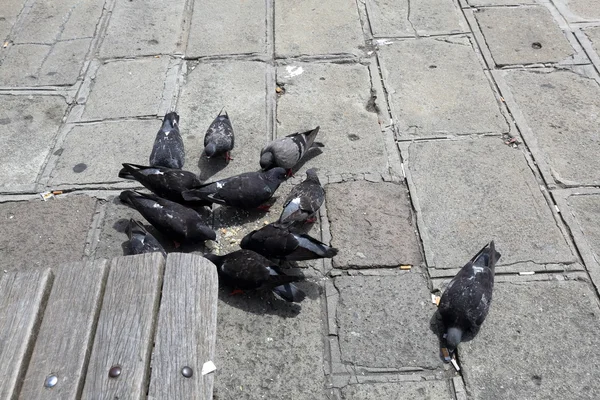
[118,111,337,304]
[116,111,501,363]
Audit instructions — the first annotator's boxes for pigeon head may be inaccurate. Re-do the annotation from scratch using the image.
[240,230,258,250]
[189,223,216,242]
[264,167,287,183]
[260,151,275,170]
[204,143,217,157]
[446,327,463,352]
[305,168,320,182]
[162,112,180,129]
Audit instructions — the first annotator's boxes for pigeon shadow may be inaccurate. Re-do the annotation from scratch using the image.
[290,147,324,174]
[198,154,228,181]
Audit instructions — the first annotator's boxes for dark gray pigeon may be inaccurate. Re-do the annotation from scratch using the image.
[260,126,322,174]
[204,109,234,161]
[182,168,287,210]
[118,163,208,207]
[438,241,501,357]
[119,190,215,244]
[204,250,305,302]
[126,219,167,258]
[278,168,324,225]
[149,112,184,169]
[240,222,338,261]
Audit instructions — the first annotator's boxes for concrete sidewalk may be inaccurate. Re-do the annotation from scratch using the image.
[2,0,600,398]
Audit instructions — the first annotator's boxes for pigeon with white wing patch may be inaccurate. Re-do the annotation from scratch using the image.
[260,126,322,175]
[278,168,324,225]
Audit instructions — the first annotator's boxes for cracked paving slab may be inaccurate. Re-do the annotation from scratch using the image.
[403,137,574,269]
[326,181,422,269]
[186,0,266,57]
[275,0,364,57]
[0,95,67,190]
[501,69,600,187]
[177,61,267,182]
[0,195,97,271]
[460,280,600,399]
[80,57,170,120]
[474,6,574,67]
[275,62,388,176]
[49,120,159,186]
[99,0,186,58]
[335,271,442,369]
[378,37,507,138]
[340,380,455,399]
[367,0,467,37]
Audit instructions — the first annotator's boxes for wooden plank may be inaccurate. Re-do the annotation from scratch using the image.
[81,253,165,400]
[0,268,53,400]
[19,260,109,400]
[148,253,218,400]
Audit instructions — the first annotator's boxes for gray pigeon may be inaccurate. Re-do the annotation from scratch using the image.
[182,168,287,210]
[126,219,167,258]
[204,250,305,302]
[149,112,184,169]
[260,126,322,174]
[119,190,215,244]
[438,241,501,358]
[204,109,234,161]
[278,168,324,225]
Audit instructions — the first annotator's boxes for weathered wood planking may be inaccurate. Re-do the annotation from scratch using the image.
[148,253,218,400]
[19,260,109,400]
[0,268,53,400]
[81,253,165,400]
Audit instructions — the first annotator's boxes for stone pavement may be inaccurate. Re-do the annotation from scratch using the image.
[2,0,600,398]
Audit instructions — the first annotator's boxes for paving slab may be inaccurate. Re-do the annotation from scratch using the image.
[0,95,67,189]
[335,272,440,369]
[186,0,266,57]
[60,0,105,41]
[275,0,364,57]
[474,6,574,66]
[49,120,158,186]
[0,195,96,270]
[326,181,421,269]
[39,39,92,86]
[564,0,600,20]
[378,37,507,138]
[177,61,267,181]
[583,26,600,56]
[276,62,387,176]
[213,282,325,400]
[14,0,79,44]
[367,0,467,37]
[99,0,186,58]
[340,380,454,399]
[0,0,27,38]
[467,0,535,5]
[0,44,51,86]
[502,69,600,186]
[404,138,574,268]
[81,58,170,120]
[460,280,600,399]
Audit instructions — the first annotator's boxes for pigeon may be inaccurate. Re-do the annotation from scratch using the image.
[119,190,215,244]
[438,241,501,357]
[182,168,287,210]
[126,218,167,258]
[278,168,324,225]
[260,126,322,174]
[149,112,185,169]
[204,109,234,161]
[118,163,208,206]
[204,250,306,302]
[240,222,338,261]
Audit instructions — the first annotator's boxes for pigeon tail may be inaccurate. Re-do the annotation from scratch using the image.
[118,163,148,180]
[304,126,321,148]
[294,235,338,258]
[272,283,306,303]
[471,241,501,271]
